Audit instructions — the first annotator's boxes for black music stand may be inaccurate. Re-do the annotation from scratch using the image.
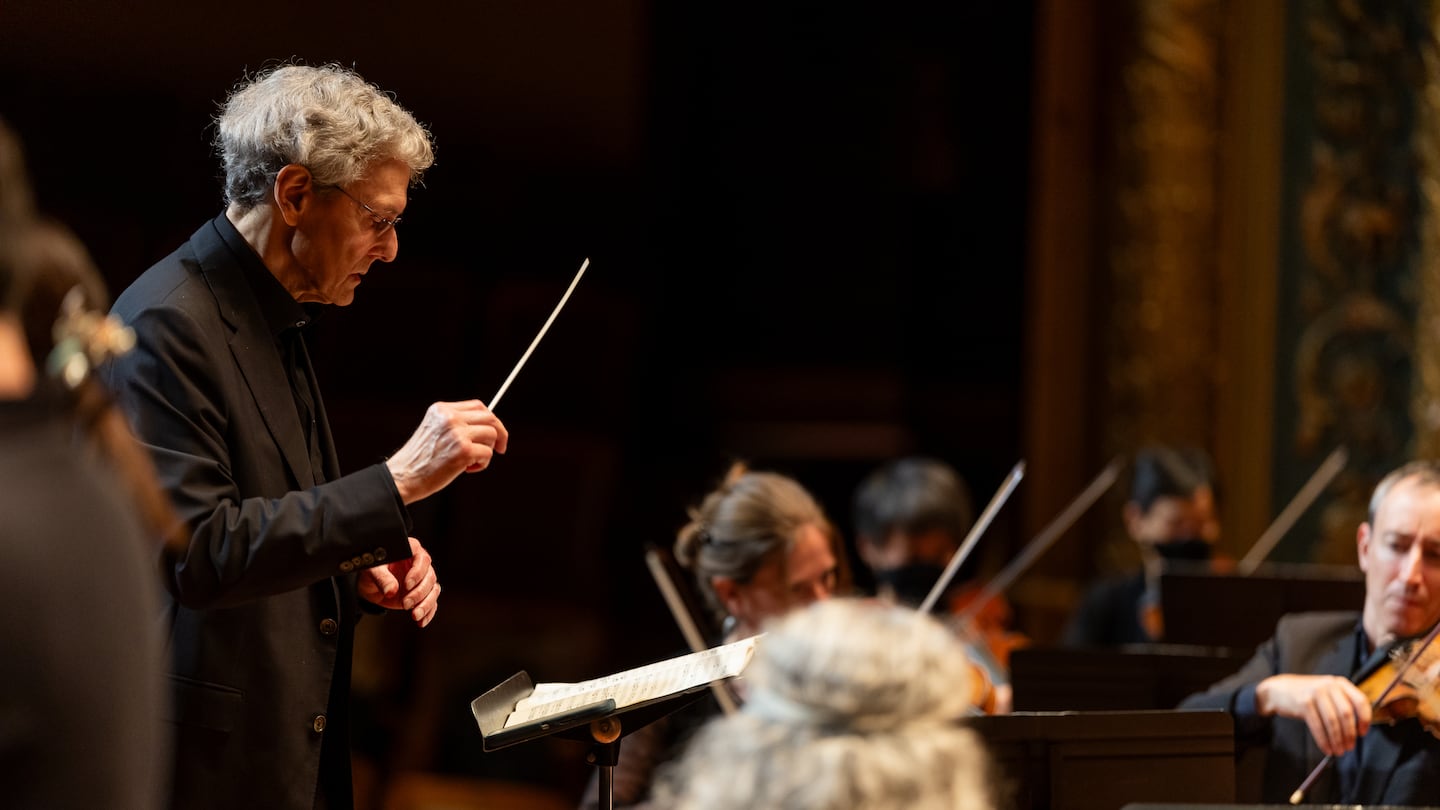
[1160,561,1364,649]
[1009,644,1254,711]
[471,671,708,810]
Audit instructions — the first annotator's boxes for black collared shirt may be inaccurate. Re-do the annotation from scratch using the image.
[213,214,327,484]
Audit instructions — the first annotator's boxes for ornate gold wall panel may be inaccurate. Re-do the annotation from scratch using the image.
[1287,0,1421,564]
[1414,8,1440,460]
[1105,0,1222,458]
[1099,0,1224,567]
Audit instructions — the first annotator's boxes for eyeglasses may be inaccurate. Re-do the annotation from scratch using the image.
[329,185,402,234]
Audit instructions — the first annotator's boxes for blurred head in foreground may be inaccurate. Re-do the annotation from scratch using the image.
[655,597,996,810]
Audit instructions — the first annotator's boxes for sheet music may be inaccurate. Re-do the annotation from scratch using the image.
[503,635,759,728]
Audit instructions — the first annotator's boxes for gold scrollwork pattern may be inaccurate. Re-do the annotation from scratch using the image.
[1105,0,1222,459]
[1414,6,1440,459]
[1293,0,1423,564]
[1101,0,1223,566]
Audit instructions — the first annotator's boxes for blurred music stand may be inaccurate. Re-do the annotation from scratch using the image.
[470,672,707,810]
[1160,561,1364,649]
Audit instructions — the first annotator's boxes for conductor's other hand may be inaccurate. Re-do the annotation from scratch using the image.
[358,537,441,627]
[386,400,509,504]
[1256,673,1372,757]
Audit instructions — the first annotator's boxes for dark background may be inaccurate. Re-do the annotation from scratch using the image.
[2,0,1034,800]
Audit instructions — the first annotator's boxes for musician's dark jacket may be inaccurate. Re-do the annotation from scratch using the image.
[0,397,165,809]
[108,214,412,810]
[1062,570,1150,647]
[1178,610,1440,805]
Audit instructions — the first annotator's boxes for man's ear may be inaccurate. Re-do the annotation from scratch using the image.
[711,576,743,618]
[273,164,315,227]
[1357,522,1373,573]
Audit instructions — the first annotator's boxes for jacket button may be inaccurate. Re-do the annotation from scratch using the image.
[375,547,388,562]
[339,560,354,573]
[319,618,338,636]
[361,552,375,565]
[313,714,327,733]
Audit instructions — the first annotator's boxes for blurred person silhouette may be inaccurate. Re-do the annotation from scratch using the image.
[651,597,997,810]
[1063,444,1221,646]
[853,456,1021,712]
[579,462,844,809]
[0,117,177,808]
[104,63,509,810]
[0,116,35,218]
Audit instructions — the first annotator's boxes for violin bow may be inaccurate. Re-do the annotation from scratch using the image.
[644,547,741,716]
[1238,446,1348,575]
[1289,618,1440,804]
[954,455,1122,629]
[487,258,591,412]
[918,461,1026,615]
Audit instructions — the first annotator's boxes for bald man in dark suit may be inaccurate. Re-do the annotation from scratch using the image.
[1180,461,1440,805]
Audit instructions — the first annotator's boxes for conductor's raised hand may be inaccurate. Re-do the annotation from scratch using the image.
[386,400,508,504]
[1256,673,1372,757]
[358,537,442,627]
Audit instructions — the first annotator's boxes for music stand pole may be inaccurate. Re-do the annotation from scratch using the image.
[586,716,623,810]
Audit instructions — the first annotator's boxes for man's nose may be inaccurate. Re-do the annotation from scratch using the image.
[376,228,398,262]
[1400,546,1426,586]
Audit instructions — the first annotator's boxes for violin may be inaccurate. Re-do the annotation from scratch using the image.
[1290,621,1440,803]
[946,583,1029,672]
[1356,637,1440,737]
[962,651,1002,715]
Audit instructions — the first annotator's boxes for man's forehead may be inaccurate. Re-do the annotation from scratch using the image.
[1375,477,1440,526]
[1380,476,1440,507]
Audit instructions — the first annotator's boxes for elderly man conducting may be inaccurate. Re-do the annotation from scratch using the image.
[107,64,508,810]
[1179,460,1440,804]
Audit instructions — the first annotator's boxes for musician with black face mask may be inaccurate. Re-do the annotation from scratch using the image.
[853,456,1021,713]
[1063,444,1222,646]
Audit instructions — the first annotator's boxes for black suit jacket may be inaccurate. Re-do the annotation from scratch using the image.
[108,215,411,810]
[1179,611,1440,805]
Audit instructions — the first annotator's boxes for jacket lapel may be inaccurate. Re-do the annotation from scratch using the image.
[190,221,314,488]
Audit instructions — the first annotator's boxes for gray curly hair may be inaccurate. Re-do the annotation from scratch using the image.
[215,63,435,211]
[654,598,996,810]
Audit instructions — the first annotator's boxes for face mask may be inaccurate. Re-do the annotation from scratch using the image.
[872,562,948,607]
[1152,537,1213,563]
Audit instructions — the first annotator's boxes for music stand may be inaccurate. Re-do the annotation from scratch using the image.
[471,670,708,810]
[1160,561,1364,649]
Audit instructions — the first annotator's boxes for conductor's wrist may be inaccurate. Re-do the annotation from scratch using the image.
[385,458,417,505]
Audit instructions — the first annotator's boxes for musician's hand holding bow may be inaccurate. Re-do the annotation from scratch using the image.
[359,537,441,627]
[1256,674,1372,757]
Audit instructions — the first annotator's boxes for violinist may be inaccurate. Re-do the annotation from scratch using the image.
[577,462,844,810]
[852,456,1022,712]
[1063,445,1221,646]
[1178,460,1440,805]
